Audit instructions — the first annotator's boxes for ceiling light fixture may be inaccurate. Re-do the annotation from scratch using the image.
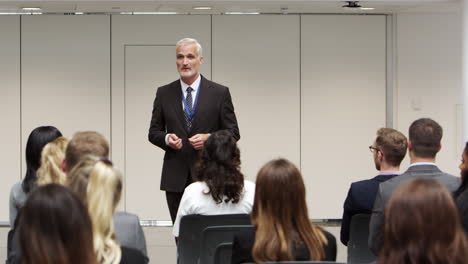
[132,12,178,15]
[193,7,212,10]
[224,12,260,15]
[360,7,375,10]
[22,7,41,11]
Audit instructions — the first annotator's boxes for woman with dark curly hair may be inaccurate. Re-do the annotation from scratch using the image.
[172,130,255,237]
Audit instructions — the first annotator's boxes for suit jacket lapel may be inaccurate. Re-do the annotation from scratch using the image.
[170,81,187,131]
[190,76,209,133]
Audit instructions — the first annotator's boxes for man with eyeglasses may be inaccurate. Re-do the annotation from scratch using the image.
[340,128,407,246]
[368,118,461,255]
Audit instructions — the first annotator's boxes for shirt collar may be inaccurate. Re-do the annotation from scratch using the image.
[408,162,437,168]
[378,170,400,176]
[180,74,201,94]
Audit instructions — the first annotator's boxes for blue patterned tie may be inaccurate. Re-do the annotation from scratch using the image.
[184,87,193,129]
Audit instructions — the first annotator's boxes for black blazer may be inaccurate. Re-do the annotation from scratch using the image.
[340,174,397,245]
[230,227,337,264]
[455,187,468,233]
[148,76,240,192]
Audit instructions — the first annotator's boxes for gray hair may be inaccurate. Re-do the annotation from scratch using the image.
[176,38,203,57]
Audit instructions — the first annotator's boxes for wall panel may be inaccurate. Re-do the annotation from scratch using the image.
[396,13,462,175]
[301,15,387,218]
[0,16,20,222]
[21,15,111,153]
[212,15,301,182]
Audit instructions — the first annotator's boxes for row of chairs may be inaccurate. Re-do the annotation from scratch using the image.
[178,213,373,264]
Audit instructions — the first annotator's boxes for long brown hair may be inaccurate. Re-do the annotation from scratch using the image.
[18,184,97,264]
[379,178,468,264]
[252,158,327,262]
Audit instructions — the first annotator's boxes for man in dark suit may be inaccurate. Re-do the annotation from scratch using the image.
[340,128,407,246]
[368,118,460,255]
[148,38,240,223]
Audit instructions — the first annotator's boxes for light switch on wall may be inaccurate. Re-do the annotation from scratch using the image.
[411,97,422,111]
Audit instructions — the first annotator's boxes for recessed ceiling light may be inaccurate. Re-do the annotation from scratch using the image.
[132,12,178,15]
[360,7,375,10]
[74,12,84,15]
[224,12,260,15]
[193,7,212,10]
[22,7,41,11]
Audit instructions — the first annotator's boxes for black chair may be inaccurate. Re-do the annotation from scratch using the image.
[214,242,233,264]
[178,214,251,264]
[347,214,375,264]
[200,225,253,264]
[242,261,346,264]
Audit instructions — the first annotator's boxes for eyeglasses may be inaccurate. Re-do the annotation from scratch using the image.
[369,146,380,153]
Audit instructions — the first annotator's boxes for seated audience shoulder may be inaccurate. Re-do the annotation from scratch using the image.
[173,180,255,237]
[113,211,148,258]
[231,227,337,264]
[120,246,147,264]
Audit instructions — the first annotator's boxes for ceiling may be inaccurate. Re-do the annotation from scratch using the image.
[0,0,460,14]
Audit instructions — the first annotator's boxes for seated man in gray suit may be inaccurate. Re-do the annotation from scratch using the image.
[340,128,407,245]
[64,131,148,261]
[368,118,460,255]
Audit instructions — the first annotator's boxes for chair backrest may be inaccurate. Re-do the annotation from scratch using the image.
[200,225,253,264]
[214,242,233,264]
[242,261,346,264]
[178,214,251,264]
[347,213,376,264]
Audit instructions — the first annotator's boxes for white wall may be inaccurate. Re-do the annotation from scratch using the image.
[301,15,387,218]
[396,12,462,175]
[21,15,111,163]
[0,16,20,222]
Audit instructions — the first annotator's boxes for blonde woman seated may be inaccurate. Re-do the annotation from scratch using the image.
[173,130,255,237]
[231,158,337,264]
[68,156,147,264]
[37,136,69,186]
[378,178,468,264]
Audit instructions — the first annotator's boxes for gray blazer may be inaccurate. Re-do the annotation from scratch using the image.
[9,181,27,226]
[113,211,148,262]
[368,164,460,255]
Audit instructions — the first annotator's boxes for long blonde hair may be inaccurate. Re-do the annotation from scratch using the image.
[68,156,122,264]
[37,136,69,186]
[252,158,327,262]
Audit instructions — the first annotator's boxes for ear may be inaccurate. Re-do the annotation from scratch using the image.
[408,140,413,151]
[61,159,67,172]
[378,150,384,161]
[199,55,204,64]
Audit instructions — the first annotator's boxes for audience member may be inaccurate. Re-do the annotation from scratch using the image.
[369,118,460,254]
[9,125,62,226]
[378,178,468,264]
[68,156,147,264]
[454,141,468,232]
[36,136,69,186]
[172,130,255,237]
[340,128,407,245]
[231,158,337,264]
[17,184,97,264]
[64,131,148,258]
